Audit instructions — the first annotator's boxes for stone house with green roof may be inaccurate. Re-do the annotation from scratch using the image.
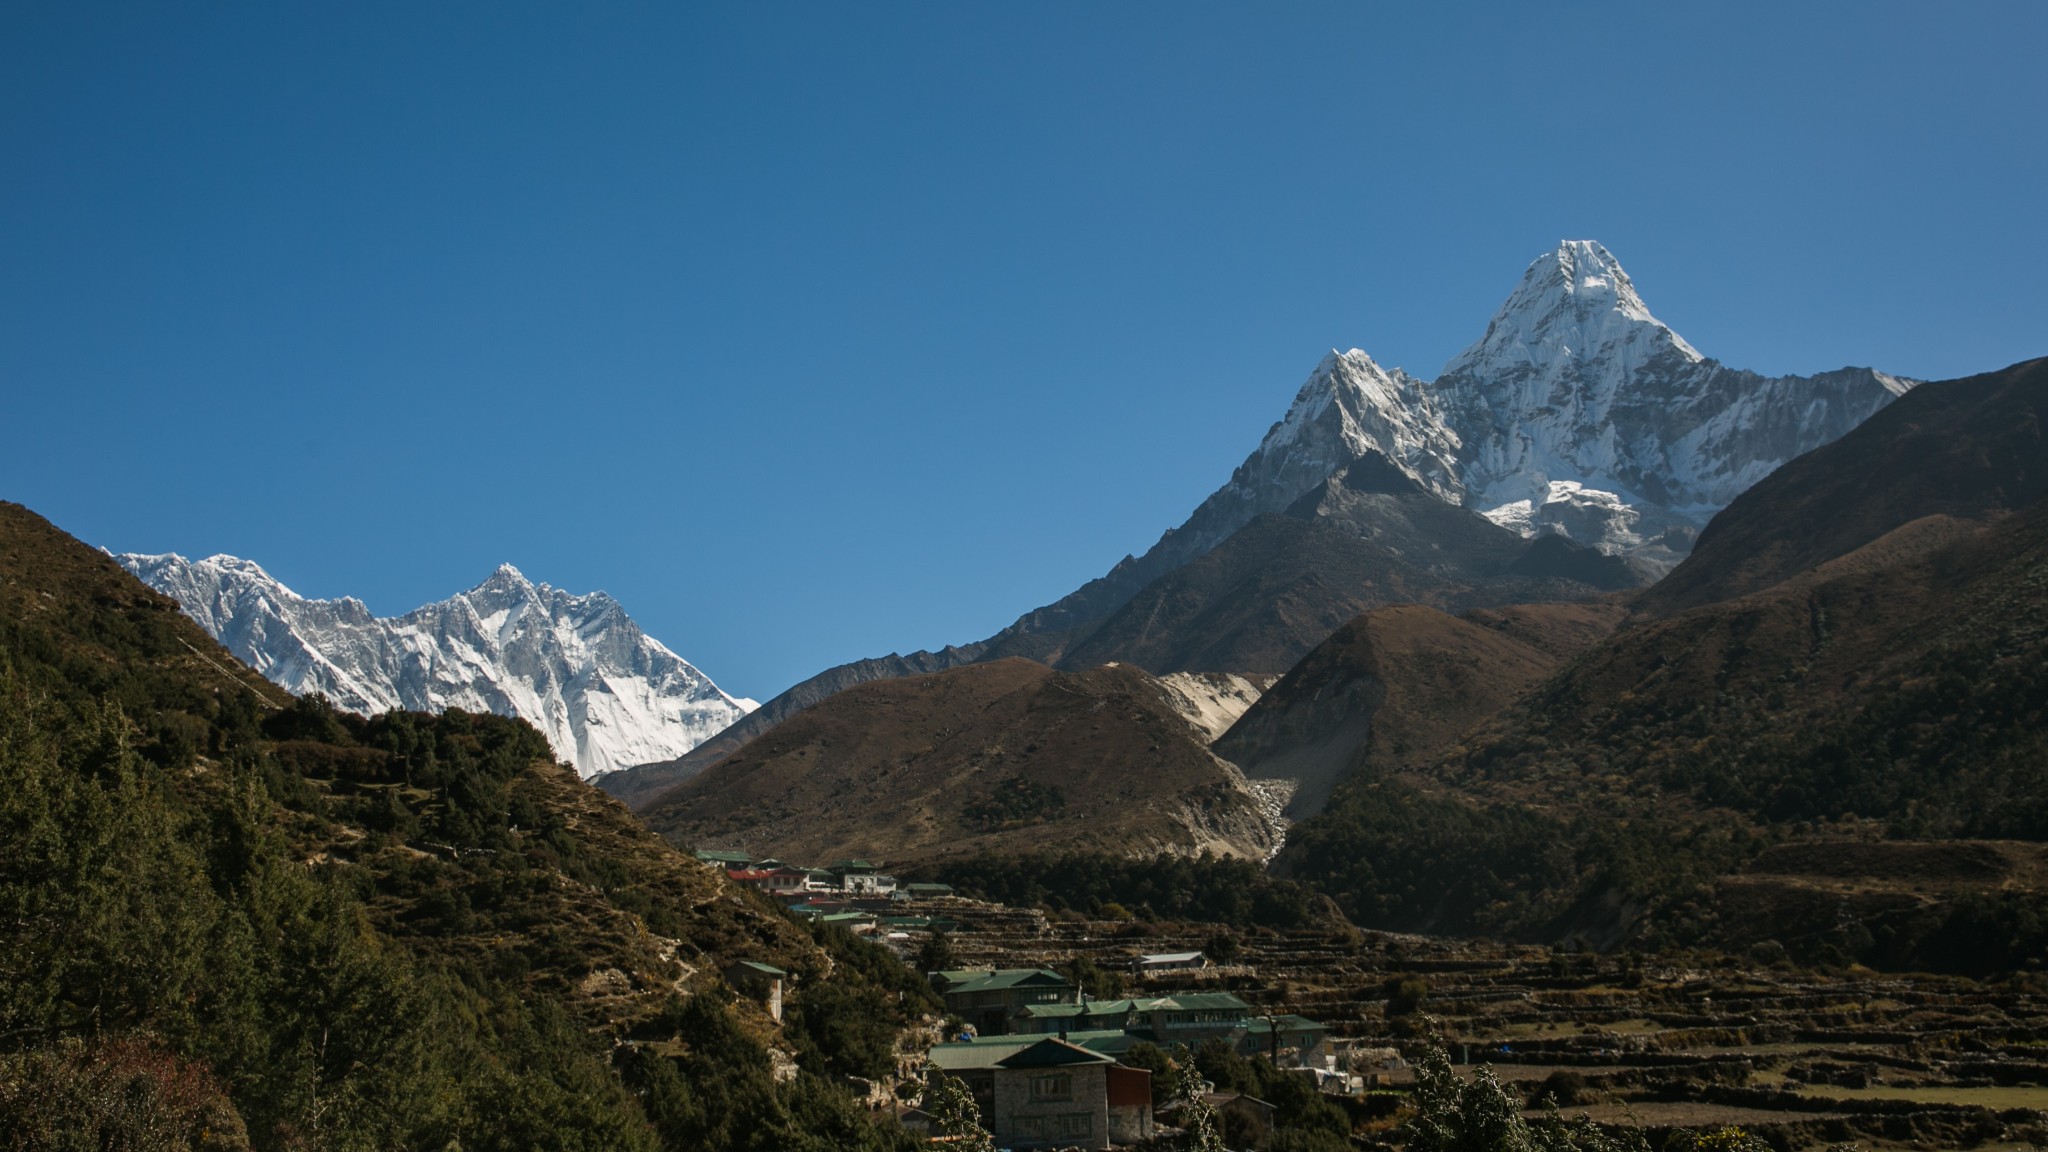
[1011,991,1328,1066]
[1015,991,1253,1042]
[721,960,789,1023]
[988,1038,1152,1149]
[931,968,1077,1036]
[925,1030,1132,1116]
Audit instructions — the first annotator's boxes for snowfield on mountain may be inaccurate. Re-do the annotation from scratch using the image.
[115,552,754,778]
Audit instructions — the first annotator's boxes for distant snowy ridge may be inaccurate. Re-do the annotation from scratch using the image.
[115,553,755,779]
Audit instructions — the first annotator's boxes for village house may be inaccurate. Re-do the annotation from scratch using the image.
[989,1038,1153,1150]
[1210,1091,1278,1138]
[1014,991,1250,1043]
[817,910,878,933]
[754,866,812,896]
[1236,1013,1330,1067]
[1130,950,1209,976]
[723,866,810,898]
[931,968,1077,1036]
[1010,991,1328,1066]
[1013,998,1147,1035]
[845,871,898,896]
[1128,991,1251,1042]
[822,858,898,895]
[924,1030,1133,1117]
[720,960,789,1023]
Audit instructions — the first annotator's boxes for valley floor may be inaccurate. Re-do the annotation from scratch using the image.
[896,895,2048,1150]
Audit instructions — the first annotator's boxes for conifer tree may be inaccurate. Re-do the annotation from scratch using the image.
[921,1066,994,1152]
[1167,1044,1225,1152]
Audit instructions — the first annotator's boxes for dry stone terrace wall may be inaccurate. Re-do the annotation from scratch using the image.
[895,895,2048,1147]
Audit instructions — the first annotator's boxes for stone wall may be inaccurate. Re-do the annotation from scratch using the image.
[992,1064,1109,1150]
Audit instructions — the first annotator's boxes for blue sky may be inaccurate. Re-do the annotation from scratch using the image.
[4,3,2043,700]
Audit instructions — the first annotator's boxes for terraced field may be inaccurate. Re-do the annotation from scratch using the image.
[903,895,2048,1149]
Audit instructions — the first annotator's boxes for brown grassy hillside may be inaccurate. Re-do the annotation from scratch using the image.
[1213,601,1626,816]
[638,658,1276,865]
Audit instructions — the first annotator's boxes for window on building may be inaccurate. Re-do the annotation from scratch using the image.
[1014,1116,1047,1139]
[1029,1073,1072,1102]
[1060,1113,1093,1138]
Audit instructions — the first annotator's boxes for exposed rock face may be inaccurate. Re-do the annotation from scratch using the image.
[1152,671,1273,742]
[115,553,754,778]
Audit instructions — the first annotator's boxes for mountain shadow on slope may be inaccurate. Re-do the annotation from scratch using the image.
[1048,454,1646,677]
[1506,532,1656,589]
[1212,601,1627,818]
[637,658,1276,867]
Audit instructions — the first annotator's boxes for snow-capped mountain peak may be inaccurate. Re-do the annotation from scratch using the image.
[1249,348,1463,507]
[1444,239,1702,383]
[115,552,755,779]
[1413,240,1913,555]
[987,240,1914,649]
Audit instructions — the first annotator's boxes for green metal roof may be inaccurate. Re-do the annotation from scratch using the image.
[694,850,753,864]
[1238,1014,1327,1034]
[904,882,954,894]
[926,1030,1140,1070]
[1154,992,1251,1012]
[1018,999,1137,1019]
[996,1038,1116,1069]
[941,969,1071,995]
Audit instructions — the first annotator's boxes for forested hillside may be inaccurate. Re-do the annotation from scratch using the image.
[0,502,924,1150]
